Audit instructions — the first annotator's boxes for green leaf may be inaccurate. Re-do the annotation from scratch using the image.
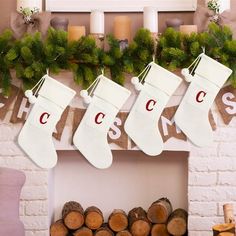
[6,48,18,61]
[21,46,34,63]
[24,66,34,78]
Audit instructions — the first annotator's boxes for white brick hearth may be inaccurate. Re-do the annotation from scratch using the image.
[0,74,235,236]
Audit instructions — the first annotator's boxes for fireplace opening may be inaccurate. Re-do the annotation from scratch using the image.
[50,150,189,223]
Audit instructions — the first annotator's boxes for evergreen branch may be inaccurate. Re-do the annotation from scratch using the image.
[0,23,236,95]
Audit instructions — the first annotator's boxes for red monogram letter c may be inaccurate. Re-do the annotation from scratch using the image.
[95,112,105,124]
[196,91,207,103]
[146,99,157,111]
[39,112,50,124]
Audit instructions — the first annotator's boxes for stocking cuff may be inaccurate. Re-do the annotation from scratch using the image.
[145,62,182,96]
[94,76,131,109]
[195,54,232,88]
[38,75,76,109]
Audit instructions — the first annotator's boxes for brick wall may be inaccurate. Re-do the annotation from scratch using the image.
[0,121,50,236]
[188,107,236,236]
[0,108,235,235]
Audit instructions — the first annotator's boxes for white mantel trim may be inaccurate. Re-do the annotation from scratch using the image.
[46,0,197,12]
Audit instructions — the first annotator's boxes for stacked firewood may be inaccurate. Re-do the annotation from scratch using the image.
[50,198,188,236]
[212,204,235,236]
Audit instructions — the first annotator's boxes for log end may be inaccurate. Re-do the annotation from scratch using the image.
[167,217,187,235]
[147,204,168,224]
[109,212,128,232]
[218,233,235,236]
[116,230,132,236]
[95,227,114,236]
[213,223,235,231]
[50,220,68,236]
[213,223,235,236]
[130,220,151,236]
[85,211,103,230]
[73,226,93,236]
[151,224,170,236]
[64,211,84,230]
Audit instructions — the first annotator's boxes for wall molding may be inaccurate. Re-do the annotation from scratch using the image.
[46,0,197,12]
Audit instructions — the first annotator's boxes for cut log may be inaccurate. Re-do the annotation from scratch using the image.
[223,204,235,223]
[147,198,172,224]
[116,230,132,236]
[94,224,114,236]
[73,226,93,236]
[218,233,235,236]
[85,206,104,230]
[128,207,151,236]
[62,201,84,230]
[108,209,128,232]
[167,208,187,236]
[50,220,68,236]
[212,223,235,236]
[151,224,170,236]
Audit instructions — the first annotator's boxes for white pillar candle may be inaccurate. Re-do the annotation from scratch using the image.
[90,10,104,35]
[143,6,158,33]
[17,0,42,12]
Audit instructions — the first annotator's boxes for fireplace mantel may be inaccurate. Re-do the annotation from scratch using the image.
[1,70,235,236]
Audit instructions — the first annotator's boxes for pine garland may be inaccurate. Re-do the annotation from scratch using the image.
[0,22,236,95]
[0,30,15,95]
